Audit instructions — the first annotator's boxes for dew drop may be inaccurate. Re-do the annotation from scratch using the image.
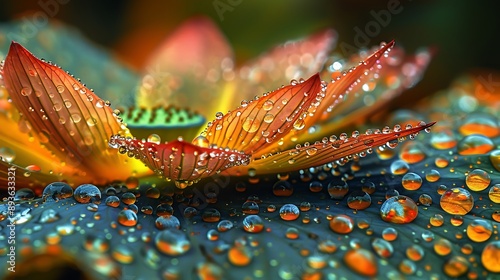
[329,215,354,234]
[465,168,490,191]
[440,188,474,215]
[242,117,259,133]
[380,195,418,224]
[155,229,191,256]
[279,204,300,221]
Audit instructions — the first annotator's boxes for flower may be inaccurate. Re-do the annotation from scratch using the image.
[1,17,498,280]
[0,17,432,191]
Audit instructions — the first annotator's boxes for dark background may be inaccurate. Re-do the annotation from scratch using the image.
[1,0,499,108]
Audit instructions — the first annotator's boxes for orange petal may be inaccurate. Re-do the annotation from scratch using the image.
[0,161,60,192]
[230,29,336,103]
[2,42,148,185]
[202,73,323,155]
[224,122,435,176]
[109,135,249,186]
[138,16,233,117]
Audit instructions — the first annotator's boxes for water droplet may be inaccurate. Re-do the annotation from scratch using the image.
[262,100,274,111]
[279,204,300,221]
[346,191,371,210]
[465,168,490,191]
[401,172,422,190]
[440,188,474,215]
[466,219,492,242]
[56,85,65,93]
[263,113,274,123]
[380,195,418,224]
[242,117,259,133]
[458,135,494,155]
[406,244,424,261]
[217,220,233,232]
[42,182,73,202]
[117,209,137,226]
[329,215,354,234]
[382,227,398,241]
[488,184,500,203]
[155,216,180,230]
[272,181,294,196]
[105,196,120,207]
[147,133,161,144]
[20,87,32,96]
[418,193,432,206]
[390,160,409,175]
[0,147,16,162]
[71,114,81,123]
[241,201,259,214]
[155,229,191,256]
[343,249,377,277]
[433,238,452,256]
[371,238,393,258]
[202,208,221,223]
[328,179,349,199]
[242,215,264,233]
[74,184,101,204]
[481,240,500,272]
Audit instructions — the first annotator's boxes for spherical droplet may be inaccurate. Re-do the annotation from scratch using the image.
[399,142,426,163]
[343,249,377,277]
[489,184,500,203]
[228,244,252,266]
[440,188,474,215]
[380,195,418,224]
[272,181,294,196]
[433,238,452,256]
[242,215,264,233]
[443,256,469,278]
[457,135,494,155]
[327,179,349,199]
[465,168,490,191]
[155,216,180,230]
[429,214,444,227]
[242,117,259,133]
[74,184,101,204]
[42,182,73,202]
[347,191,371,210]
[155,229,191,256]
[202,208,221,223]
[425,169,440,182]
[390,160,409,175]
[401,172,422,191]
[105,196,120,207]
[147,133,161,144]
[382,227,398,241]
[466,219,492,242]
[329,215,354,234]
[481,241,500,273]
[117,209,137,227]
[418,193,432,206]
[371,238,393,258]
[279,204,300,221]
[406,244,424,261]
[121,192,136,205]
[241,201,259,214]
[217,220,233,232]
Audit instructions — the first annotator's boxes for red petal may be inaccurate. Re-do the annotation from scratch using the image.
[2,42,142,184]
[224,122,435,176]
[202,73,323,155]
[109,135,249,184]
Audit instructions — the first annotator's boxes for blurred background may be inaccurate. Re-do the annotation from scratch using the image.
[0,0,499,107]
